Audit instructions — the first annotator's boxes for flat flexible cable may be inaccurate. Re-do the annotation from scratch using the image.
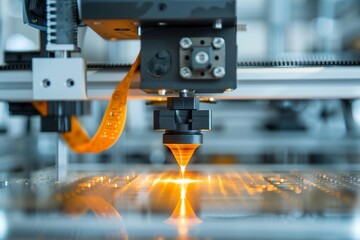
[33,54,140,153]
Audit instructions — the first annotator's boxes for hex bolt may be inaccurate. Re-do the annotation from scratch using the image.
[180,38,193,49]
[31,16,38,23]
[213,67,226,78]
[67,79,75,87]
[180,67,192,78]
[212,37,225,49]
[180,89,189,97]
[195,51,209,64]
[42,79,51,88]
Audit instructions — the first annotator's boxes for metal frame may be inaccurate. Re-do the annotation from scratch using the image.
[1,66,360,101]
[32,58,87,100]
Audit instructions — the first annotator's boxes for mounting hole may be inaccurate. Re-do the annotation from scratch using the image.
[185,55,190,60]
[215,55,220,60]
[42,79,51,88]
[200,40,205,45]
[67,79,75,87]
[200,72,205,76]
[158,3,167,11]
[114,28,130,32]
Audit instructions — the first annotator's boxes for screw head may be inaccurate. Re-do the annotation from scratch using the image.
[67,79,75,87]
[212,37,225,49]
[42,79,51,88]
[194,51,209,64]
[180,67,192,78]
[213,67,226,78]
[180,38,193,49]
[31,16,38,23]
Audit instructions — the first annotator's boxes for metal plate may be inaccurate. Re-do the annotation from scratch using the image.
[80,0,236,40]
[140,27,237,93]
[32,58,87,100]
[1,164,360,239]
[179,37,226,80]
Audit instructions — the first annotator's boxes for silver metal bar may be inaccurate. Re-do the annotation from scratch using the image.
[56,136,67,181]
[2,66,360,101]
[54,51,68,58]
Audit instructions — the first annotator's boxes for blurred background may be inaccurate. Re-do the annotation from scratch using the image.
[1,0,360,172]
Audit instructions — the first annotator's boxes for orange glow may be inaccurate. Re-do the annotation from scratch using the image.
[166,174,202,238]
[165,144,200,171]
[58,170,353,240]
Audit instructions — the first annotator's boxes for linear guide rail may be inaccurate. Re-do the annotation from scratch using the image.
[2,66,360,101]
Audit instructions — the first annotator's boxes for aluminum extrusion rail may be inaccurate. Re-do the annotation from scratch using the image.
[1,66,360,101]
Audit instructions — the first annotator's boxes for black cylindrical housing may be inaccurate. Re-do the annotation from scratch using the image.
[163,131,203,144]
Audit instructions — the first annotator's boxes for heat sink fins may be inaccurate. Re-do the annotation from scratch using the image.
[46,0,78,51]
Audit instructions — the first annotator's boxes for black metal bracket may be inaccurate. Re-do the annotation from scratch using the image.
[154,95,211,144]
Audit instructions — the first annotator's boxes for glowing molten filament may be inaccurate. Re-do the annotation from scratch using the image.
[180,166,186,176]
[166,144,200,170]
[180,186,186,199]
[166,178,202,238]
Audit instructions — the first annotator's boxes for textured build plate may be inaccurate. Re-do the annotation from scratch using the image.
[0,164,360,239]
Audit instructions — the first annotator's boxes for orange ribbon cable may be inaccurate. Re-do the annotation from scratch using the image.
[33,54,140,153]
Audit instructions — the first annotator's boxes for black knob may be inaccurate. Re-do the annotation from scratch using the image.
[147,50,171,77]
